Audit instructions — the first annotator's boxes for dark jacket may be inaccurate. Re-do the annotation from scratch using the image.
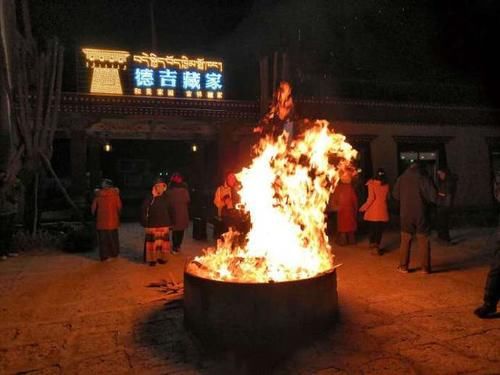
[392,165,437,234]
[437,174,457,208]
[167,183,190,231]
[140,192,172,228]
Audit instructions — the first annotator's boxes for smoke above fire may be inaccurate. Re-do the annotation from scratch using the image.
[187,120,357,283]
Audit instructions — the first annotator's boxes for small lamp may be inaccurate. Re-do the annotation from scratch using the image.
[103,140,112,152]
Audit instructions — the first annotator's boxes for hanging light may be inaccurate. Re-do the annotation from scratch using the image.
[103,140,112,152]
[191,144,198,152]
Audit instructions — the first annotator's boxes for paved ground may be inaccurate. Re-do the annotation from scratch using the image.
[0,223,499,374]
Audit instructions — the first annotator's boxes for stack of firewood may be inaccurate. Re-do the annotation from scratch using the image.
[146,272,184,308]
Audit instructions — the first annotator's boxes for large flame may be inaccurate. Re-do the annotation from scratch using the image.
[187,120,357,283]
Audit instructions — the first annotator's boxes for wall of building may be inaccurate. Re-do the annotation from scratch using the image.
[232,120,500,210]
[332,121,500,209]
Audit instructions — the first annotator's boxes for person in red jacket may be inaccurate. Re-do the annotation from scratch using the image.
[91,179,122,261]
[359,168,390,255]
[332,170,358,245]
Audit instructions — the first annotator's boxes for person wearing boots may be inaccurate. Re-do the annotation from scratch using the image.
[91,179,122,261]
[474,175,500,318]
[141,178,172,266]
[359,168,390,255]
[435,167,457,244]
[392,162,437,273]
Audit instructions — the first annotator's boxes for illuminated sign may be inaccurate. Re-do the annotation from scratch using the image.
[82,48,130,95]
[82,48,224,99]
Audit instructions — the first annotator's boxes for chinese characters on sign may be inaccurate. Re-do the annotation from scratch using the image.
[82,48,224,99]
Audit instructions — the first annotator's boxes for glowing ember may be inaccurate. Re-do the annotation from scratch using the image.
[187,120,357,283]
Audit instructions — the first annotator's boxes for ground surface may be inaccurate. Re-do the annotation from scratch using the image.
[0,223,499,374]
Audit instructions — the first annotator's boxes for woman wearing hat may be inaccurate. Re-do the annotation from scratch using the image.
[140,178,172,266]
[359,168,390,255]
[91,179,122,261]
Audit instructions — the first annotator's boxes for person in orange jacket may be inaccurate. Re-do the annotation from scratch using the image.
[359,168,390,255]
[91,179,122,261]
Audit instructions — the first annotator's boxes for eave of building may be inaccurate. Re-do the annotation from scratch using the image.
[57,92,500,127]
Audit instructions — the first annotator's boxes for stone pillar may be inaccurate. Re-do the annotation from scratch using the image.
[217,123,237,181]
[191,142,207,218]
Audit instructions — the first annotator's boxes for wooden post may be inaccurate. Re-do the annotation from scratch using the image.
[87,136,101,190]
[259,56,269,116]
[281,52,289,82]
[70,129,87,197]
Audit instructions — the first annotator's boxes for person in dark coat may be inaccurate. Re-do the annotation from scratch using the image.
[91,179,122,261]
[474,175,500,318]
[435,167,457,243]
[392,162,437,273]
[167,173,190,254]
[141,178,172,266]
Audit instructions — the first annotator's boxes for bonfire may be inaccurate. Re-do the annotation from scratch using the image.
[187,119,357,283]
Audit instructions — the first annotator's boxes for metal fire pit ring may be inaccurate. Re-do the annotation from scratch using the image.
[183,266,338,353]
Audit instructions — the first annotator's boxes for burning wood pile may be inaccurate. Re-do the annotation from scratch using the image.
[184,83,356,355]
[186,119,357,283]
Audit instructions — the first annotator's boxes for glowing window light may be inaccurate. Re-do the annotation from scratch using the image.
[196,91,203,98]
[157,88,164,96]
[90,67,124,94]
[159,69,177,88]
[192,144,198,152]
[134,68,155,87]
[216,91,223,99]
[185,90,193,97]
[205,72,222,90]
[134,88,142,95]
[182,71,201,90]
[145,88,153,95]
[207,91,214,99]
[167,89,175,97]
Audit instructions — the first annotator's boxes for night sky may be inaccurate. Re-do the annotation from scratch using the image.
[28,0,500,104]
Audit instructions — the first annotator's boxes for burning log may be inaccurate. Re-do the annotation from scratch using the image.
[187,120,356,283]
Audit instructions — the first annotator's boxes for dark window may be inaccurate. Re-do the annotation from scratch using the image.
[397,142,447,179]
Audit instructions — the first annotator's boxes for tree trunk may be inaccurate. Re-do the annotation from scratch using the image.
[40,152,83,220]
[23,173,36,232]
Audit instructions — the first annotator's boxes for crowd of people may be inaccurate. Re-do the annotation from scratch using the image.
[91,173,190,266]
[88,163,500,319]
[326,164,456,260]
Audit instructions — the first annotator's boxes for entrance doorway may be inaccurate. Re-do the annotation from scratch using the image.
[397,142,447,179]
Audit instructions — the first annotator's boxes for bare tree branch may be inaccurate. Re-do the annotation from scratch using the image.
[40,152,82,218]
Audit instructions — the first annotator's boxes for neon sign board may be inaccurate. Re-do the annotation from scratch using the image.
[82,48,224,99]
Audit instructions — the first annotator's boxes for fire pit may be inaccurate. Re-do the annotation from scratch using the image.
[184,267,338,352]
[183,119,355,353]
